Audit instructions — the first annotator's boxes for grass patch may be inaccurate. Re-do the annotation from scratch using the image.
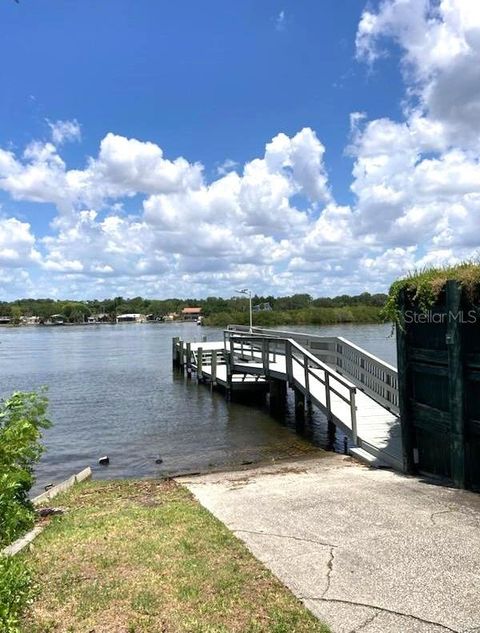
[22,479,330,632]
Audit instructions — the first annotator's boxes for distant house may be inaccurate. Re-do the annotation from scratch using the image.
[88,313,110,324]
[20,316,41,325]
[181,307,202,322]
[163,312,178,322]
[116,313,147,323]
[50,314,65,325]
[253,302,272,312]
[0,316,11,325]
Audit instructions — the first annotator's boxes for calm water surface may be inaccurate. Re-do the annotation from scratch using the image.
[0,322,396,492]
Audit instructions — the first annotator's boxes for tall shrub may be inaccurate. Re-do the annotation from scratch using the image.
[0,390,51,548]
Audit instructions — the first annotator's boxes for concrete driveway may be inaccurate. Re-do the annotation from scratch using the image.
[178,454,480,633]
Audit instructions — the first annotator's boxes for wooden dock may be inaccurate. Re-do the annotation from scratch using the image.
[173,326,403,471]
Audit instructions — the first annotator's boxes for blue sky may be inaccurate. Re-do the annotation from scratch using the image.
[1,1,399,199]
[0,0,479,299]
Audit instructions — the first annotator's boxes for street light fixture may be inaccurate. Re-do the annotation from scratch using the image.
[235,288,252,332]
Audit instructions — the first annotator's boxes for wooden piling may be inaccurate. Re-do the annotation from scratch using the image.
[327,417,336,450]
[269,379,287,415]
[179,340,184,369]
[172,337,179,366]
[197,347,203,380]
[225,350,233,399]
[211,349,217,388]
[186,342,192,376]
[294,387,305,424]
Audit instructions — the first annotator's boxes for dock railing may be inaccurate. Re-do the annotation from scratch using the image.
[228,334,359,443]
[225,325,399,415]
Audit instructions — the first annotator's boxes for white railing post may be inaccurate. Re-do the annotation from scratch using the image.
[325,372,331,414]
[263,338,269,374]
[350,390,358,445]
[304,353,310,393]
[286,340,293,384]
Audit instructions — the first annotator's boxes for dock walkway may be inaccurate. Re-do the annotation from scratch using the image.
[174,326,403,471]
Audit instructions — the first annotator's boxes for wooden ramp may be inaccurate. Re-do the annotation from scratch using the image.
[174,329,403,471]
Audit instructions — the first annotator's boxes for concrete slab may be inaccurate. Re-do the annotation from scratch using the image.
[178,454,480,633]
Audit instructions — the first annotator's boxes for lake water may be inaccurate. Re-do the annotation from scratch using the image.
[0,322,396,493]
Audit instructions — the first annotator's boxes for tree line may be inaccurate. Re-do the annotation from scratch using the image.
[0,292,388,324]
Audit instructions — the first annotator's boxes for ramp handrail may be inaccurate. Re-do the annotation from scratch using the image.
[229,335,358,442]
[225,325,398,414]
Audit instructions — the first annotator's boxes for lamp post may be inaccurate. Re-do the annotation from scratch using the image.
[235,288,252,332]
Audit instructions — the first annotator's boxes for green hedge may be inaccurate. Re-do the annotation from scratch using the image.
[204,305,383,327]
[0,390,51,632]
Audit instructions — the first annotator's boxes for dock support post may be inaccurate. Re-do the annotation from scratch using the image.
[327,417,336,450]
[306,397,313,421]
[211,350,217,389]
[179,340,185,370]
[269,379,287,416]
[225,351,233,400]
[186,342,192,377]
[294,387,305,425]
[197,347,203,381]
[172,337,180,367]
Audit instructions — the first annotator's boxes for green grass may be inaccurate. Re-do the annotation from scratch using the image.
[22,479,330,633]
[382,260,480,324]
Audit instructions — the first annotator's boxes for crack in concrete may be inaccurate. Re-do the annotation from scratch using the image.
[235,528,338,601]
[305,597,460,633]
[430,509,455,526]
[322,546,335,597]
[350,610,380,633]
[233,528,337,550]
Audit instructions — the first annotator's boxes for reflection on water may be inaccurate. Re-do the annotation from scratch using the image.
[0,322,396,492]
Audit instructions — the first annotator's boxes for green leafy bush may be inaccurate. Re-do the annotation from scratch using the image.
[204,305,382,327]
[0,390,51,548]
[0,556,35,632]
[0,390,50,632]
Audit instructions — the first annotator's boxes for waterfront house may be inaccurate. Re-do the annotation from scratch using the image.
[50,314,65,325]
[182,307,202,321]
[0,316,11,324]
[253,302,272,312]
[116,313,147,323]
[20,315,41,325]
[88,313,111,323]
